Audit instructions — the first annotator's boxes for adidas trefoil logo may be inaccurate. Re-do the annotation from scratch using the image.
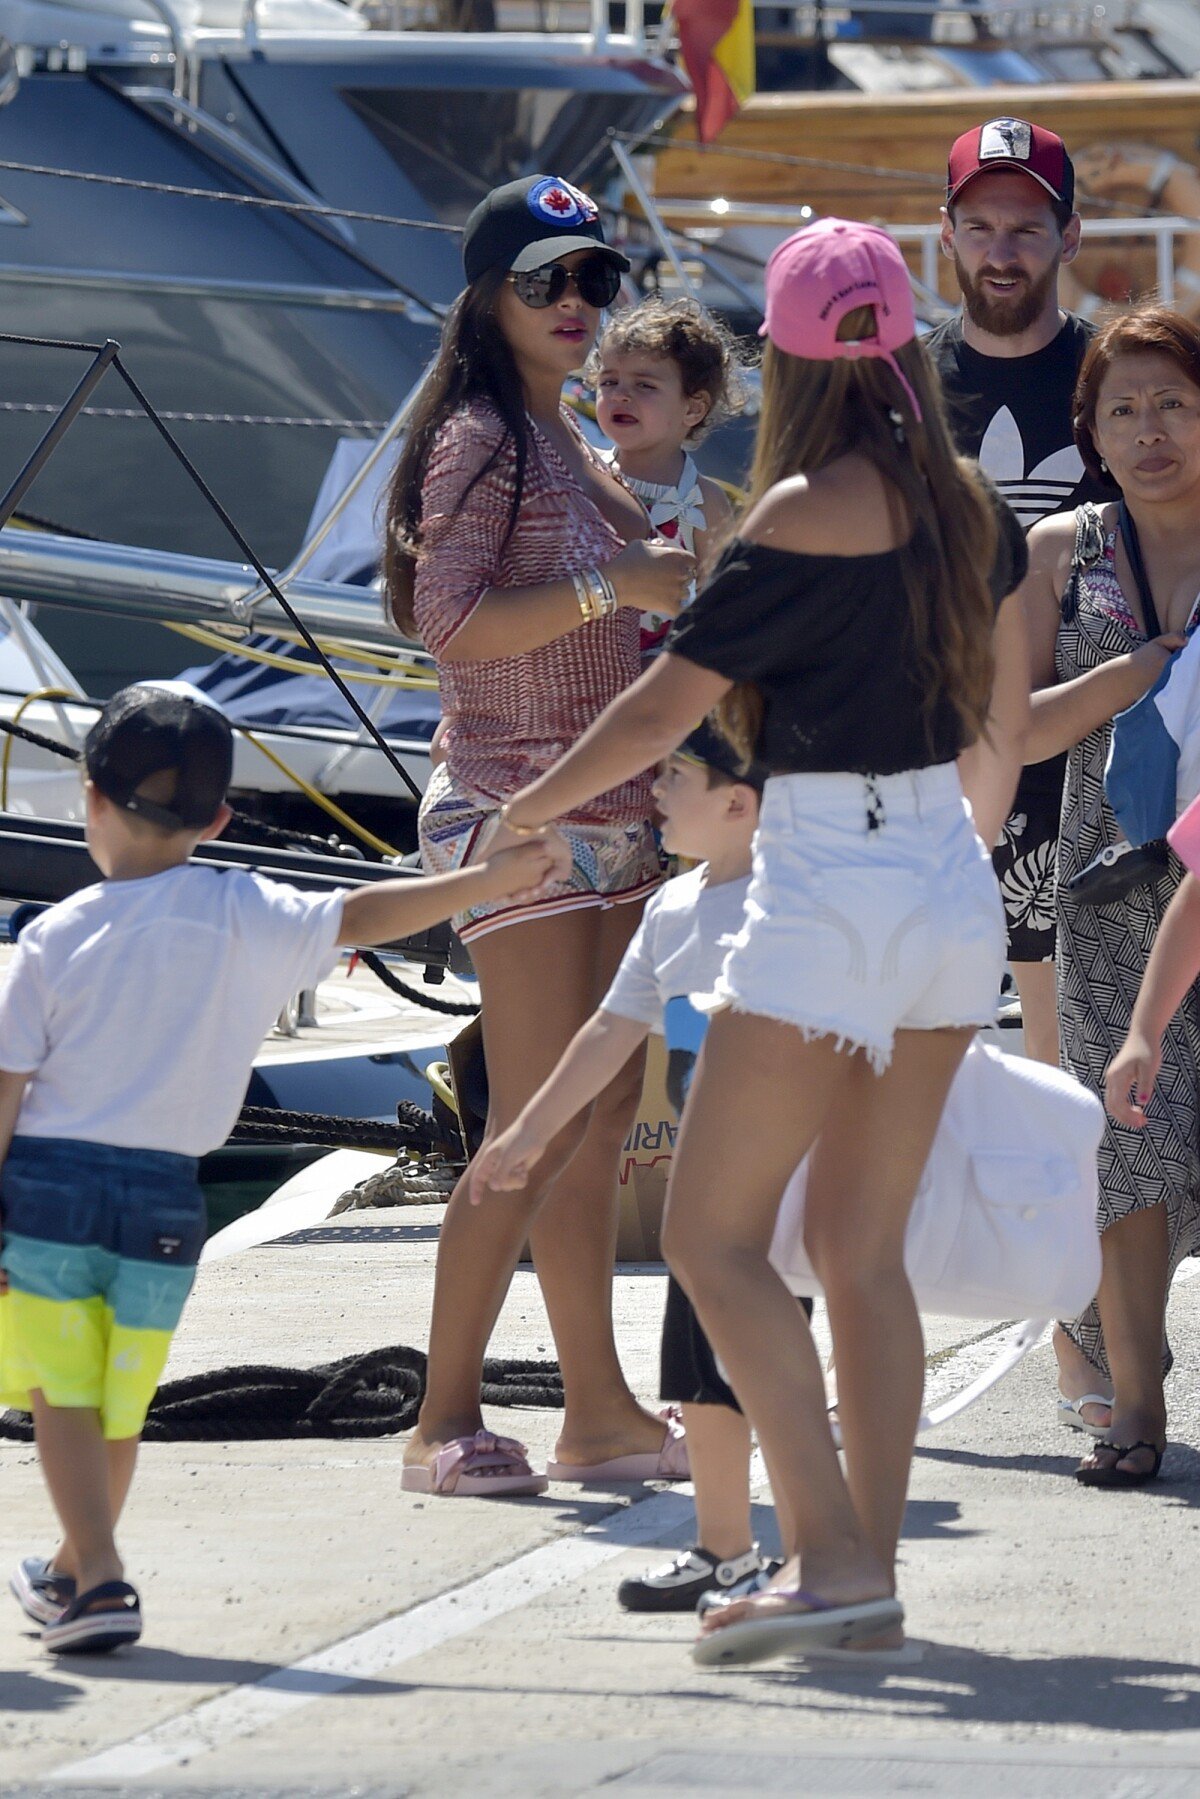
[978,405,1084,527]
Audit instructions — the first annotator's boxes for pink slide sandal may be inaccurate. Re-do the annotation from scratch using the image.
[547,1409,690,1485]
[400,1429,547,1497]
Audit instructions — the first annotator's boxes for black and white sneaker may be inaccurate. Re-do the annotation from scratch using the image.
[618,1544,765,1614]
[696,1557,784,1619]
[10,1555,76,1627]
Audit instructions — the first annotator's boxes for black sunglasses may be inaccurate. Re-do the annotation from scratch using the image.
[507,254,622,311]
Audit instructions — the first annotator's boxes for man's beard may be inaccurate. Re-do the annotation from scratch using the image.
[953,253,1058,337]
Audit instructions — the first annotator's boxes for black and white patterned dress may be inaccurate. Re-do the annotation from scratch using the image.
[1055,525,1200,1376]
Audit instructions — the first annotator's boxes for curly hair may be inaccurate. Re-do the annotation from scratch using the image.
[588,296,749,444]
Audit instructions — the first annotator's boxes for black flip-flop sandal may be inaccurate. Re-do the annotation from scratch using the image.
[1074,1440,1164,1489]
[42,1579,143,1654]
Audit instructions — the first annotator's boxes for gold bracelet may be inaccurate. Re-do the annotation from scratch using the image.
[585,566,617,619]
[498,802,543,837]
[572,572,598,624]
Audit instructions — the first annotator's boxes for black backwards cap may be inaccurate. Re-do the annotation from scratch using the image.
[462,174,630,286]
[85,682,234,832]
[675,720,768,794]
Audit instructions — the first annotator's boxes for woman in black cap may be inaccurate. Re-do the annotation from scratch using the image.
[387,176,694,1496]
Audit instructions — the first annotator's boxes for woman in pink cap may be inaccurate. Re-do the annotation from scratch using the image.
[481,216,1031,1662]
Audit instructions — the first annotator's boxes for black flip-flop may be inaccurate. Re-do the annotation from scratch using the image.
[41,1579,143,1654]
[1074,1440,1164,1489]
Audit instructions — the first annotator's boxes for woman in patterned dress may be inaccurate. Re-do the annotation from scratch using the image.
[383,177,694,1496]
[1021,307,1200,1485]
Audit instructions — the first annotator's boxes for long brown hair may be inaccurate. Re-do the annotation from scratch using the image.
[384,265,531,639]
[1072,304,1200,482]
[716,307,998,764]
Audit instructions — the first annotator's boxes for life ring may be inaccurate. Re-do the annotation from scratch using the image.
[1060,141,1200,322]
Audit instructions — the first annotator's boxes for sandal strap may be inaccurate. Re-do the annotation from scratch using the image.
[431,1429,533,1493]
[58,1580,140,1624]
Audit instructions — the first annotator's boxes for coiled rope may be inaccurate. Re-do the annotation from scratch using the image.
[0,1344,563,1441]
[357,950,478,1018]
[228,1105,423,1152]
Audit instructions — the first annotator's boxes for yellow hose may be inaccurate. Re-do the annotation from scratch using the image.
[423,1060,459,1117]
[241,729,403,859]
[0,686,80,810]
[165,622,438,689]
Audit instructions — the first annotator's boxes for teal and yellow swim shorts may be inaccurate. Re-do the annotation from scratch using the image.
[0,1135,205,1439]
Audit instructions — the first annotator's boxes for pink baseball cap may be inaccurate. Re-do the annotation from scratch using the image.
[759,216,922,422]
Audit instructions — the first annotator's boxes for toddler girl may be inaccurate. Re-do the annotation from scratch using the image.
[592,297,744,653]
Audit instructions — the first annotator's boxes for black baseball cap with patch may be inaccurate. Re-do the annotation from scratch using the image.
[85,682,234,832]
[675,720,767,793]
[462,174,630,286]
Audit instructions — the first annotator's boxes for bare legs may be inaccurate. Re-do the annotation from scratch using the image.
[406,903,665,1475]
[1077,1203,1170,1479]
[683,1405,755,1560]
[31,1394,138,1604]
[661,1014,973,1639]
[1012,959,1059,1067]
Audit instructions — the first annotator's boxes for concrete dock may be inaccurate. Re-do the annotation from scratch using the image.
[4,1189,1200,1797]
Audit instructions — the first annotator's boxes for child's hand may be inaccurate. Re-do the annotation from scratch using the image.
[482,831,572,902]
[469,1120,547,1204]
[607,539,695,619]
[1105,1028,1162,1128]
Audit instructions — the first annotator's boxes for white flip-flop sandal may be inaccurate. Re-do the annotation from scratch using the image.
[1057,1393,1113,1438]
[692,1590,903,1668]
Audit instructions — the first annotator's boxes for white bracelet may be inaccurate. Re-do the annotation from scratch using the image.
[1148,152,1180,207]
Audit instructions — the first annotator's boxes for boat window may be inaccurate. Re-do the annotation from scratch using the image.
[342,87,615,221]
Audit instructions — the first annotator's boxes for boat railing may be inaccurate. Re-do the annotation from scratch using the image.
[351,0,1133,44]
[649,198,1200,315]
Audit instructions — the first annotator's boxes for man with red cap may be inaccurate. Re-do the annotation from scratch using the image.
[925,116,1117,1430]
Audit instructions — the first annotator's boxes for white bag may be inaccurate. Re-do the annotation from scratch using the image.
[769,1039,1104,1321]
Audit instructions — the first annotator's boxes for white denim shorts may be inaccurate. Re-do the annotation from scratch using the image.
[711,762,1006,1074]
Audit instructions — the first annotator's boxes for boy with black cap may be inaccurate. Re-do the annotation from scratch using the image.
[0,682,567,1654]
[472,724,806,1614]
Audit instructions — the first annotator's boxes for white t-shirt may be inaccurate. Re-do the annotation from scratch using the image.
[602,864,750,1029]
[0,864,345,1157]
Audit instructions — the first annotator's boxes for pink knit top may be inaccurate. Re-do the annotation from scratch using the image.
[413,398,652,825]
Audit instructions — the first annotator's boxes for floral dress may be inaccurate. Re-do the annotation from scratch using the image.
[1055,517,1200,1376]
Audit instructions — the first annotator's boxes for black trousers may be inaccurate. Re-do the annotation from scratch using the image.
[659,1274,813,1412]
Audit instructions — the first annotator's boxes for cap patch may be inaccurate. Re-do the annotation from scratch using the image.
[526,177,599,230]
[979,118,1033,165]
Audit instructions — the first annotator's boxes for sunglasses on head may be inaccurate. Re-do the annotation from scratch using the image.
[507,254,622,311]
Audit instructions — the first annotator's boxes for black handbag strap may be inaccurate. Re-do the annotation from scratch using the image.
[1117,499,1163,641]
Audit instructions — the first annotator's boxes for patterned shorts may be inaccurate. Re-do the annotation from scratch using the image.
[993,756,1067,964]
[0,1136,204,1439]
[419,762,663,945]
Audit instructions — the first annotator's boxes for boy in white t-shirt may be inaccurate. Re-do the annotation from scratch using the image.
[472,723,800,1614]
[0,683,567,1655]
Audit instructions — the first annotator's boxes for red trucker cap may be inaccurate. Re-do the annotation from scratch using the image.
[947,117,1074,210]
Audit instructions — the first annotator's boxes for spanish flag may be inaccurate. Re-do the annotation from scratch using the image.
[673,0,756,143]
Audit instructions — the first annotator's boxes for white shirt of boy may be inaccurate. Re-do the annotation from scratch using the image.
[0,865,345,1157]
[602,864,749,1110]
